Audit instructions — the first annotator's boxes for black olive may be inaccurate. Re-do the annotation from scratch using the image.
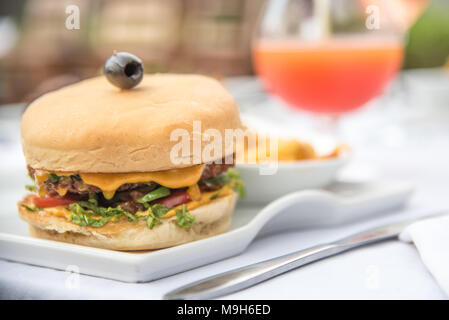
[104,52,144,89]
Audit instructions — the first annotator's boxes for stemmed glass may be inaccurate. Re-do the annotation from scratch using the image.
[252,0,407,135]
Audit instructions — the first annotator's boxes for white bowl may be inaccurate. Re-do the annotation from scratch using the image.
[236,154,350,204]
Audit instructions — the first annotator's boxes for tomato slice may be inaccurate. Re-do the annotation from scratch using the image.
[33,196,78,208]
[153,190,191,208]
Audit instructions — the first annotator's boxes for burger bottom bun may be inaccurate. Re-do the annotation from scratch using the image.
[19,192,237,251]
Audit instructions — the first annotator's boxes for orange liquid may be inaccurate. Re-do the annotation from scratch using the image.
[253,40,404,113]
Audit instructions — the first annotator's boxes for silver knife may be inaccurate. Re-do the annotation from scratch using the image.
[164,212,447,300]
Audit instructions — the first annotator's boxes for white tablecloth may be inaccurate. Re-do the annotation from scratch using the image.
[1,72,449,299]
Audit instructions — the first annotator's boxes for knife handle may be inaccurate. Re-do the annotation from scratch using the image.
[164,224,404,300]
[164,242,355,300]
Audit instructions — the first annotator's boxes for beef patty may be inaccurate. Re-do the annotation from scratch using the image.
[28,157,234,213]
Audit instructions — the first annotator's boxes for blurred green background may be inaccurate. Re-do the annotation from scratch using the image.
[0,0,448,104]
[404,0,449,69]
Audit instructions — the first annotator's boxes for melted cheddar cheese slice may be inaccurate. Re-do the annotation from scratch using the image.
[34,165,205,199]
[79,165,204,199]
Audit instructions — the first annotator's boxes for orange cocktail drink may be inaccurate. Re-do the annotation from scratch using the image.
[253,39,403,113]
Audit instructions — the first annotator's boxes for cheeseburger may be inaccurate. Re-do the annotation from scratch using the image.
[18,53,244,250]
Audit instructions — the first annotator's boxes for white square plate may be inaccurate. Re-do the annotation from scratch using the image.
[0,180,413,282]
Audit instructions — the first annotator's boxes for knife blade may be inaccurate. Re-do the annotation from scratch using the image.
[164,212,447,300]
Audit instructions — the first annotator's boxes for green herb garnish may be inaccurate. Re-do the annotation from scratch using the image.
[25,185,36,192]
[25,174,37,192]
[232,181,246,199]
[71,174,82,181]
[175,204,195,228]
[48,173,60,183]
[67,197,171,229]
[21,204,40,212]
[145,204,169,229]
[68,205,116,228]
[200,173,229,187]
[226,168,241,180]
[151,204,170,217]
[210,191,221,200]
[138,187,170,204]
[68,202,130,228]
[200,168,246,199]
[146,211,162,229]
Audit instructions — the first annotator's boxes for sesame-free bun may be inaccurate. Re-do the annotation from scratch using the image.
[21,74,242,173]
[18,192,237,251]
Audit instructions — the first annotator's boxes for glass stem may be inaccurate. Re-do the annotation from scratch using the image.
[317,114,341,139]
[315,0,331,39]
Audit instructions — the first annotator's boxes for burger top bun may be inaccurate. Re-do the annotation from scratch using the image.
[21,74,242,173]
